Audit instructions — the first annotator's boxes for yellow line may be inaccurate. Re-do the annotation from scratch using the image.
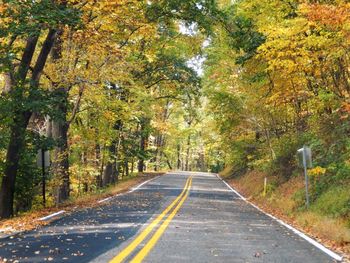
[110,177,192,263]
[131,177,192,263]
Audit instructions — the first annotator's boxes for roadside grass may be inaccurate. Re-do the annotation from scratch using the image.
[224,169,350,259]
[296,212,350,246]
[0,172,165,234]
[311,185,350,219]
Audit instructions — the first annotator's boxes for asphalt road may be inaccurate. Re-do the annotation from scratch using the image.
[0,172,341,262]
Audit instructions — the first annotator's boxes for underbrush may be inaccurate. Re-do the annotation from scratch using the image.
[311,184,350,220]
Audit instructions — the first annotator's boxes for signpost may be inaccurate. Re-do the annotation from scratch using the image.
[297,146,312,209]
[37,149,50,207]
[263,177,267,197]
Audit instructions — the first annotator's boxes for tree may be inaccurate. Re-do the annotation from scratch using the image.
[0,0,80,218]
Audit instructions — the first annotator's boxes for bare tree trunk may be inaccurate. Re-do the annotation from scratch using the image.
[154,134,162,171]
[185,135,191,171]
[95,144,103,188]
[51,93,70,204]
[138,118,149,173]
[177,144,181,170]
[131,158,134,174]
[125,160,129,177]
[102,143,117,186]
[138,135,145,173]
[2,73,12,94]
[264,128,276,160]
[162,151,173,170]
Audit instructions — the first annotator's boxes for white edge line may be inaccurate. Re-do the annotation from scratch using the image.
[130,176,159,192]
[0,227,13,233]
[38,210,66,221]
[97,176,161,203]
[35,176,161,223]
[216,174,343,262]
[98,197,113,204]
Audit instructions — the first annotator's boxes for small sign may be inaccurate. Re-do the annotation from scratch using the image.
[37,149,50,168]
[297,146,312,168]
[297,145,312,209]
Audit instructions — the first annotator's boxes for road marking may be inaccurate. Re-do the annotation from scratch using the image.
[110,176,192,263]
[36,177,162,223]
[131,177,192,262]
[38,210,66,221]
[131,177,159,192]
[216,174,343,262]
[98,197,113,204]
[98,176,160,204]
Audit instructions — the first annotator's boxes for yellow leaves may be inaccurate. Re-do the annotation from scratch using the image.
[308,166,326,177]
[103,111,117,122]
[257,17,317,75]
[238,0,297,31]
[153,120,170,134]
[145,53,157,63]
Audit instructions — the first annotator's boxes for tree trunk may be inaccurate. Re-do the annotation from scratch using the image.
[138,118,149,173]
[102,143,117,186]
[0,30,56,218]
[138,142,145,173]
[162,151,173,170]
[0,112,31,218]
[185,135,191,171]
[125,160,129,177]
[95,144,103,188]
[131,158,134,174]
[51,92,70,204]
[49,30,74,205]
[154,134,162,171]
[177,144,181,170]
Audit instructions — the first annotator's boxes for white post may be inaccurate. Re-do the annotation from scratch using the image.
[263,177,267,197]
[303,146,310,209]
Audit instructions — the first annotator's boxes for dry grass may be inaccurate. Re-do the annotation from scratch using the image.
[230,170,350,260]
[297,212,350,243]
[0,172,164,234]
[219,166,234,179]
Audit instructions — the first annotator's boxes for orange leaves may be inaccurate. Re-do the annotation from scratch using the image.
[341,102,350,113]
[301,3,350,30]
[0,3,6,13]
[339,101,350,120]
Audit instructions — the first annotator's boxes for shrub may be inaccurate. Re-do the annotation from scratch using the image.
[269,133,302,179]
[312,185,350,218]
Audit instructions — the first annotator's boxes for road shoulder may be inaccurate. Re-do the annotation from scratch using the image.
[0,173,164,239]
[217,174,346,262]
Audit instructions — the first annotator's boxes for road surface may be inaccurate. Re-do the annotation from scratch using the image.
[0,172,341,262]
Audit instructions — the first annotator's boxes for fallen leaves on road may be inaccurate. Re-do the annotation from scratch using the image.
[0,174,163,235]
[229,176,350,262]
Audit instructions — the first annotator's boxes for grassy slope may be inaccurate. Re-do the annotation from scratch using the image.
[220,167,350,260]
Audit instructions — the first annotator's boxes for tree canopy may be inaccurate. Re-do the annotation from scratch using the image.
[0,0,349,226]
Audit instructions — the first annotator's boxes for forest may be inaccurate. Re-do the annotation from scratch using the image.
[0,0,349,250]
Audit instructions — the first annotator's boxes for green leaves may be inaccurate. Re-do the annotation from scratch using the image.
[1,0,81,37]
[146,0,223,34]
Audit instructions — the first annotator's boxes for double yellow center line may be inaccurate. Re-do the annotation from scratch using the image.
[110,176,193,263]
